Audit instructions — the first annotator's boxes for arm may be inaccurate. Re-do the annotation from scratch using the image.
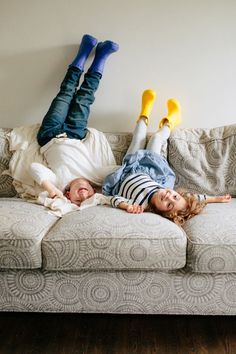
[29,162,63,198]
[117,202,144,214]
[110,196,144,214]
[41,180,64,199]
[205,194,232,203]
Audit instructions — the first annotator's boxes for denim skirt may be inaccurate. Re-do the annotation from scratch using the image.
[102,149,176,196]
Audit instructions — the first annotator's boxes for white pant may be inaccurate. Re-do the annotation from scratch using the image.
[126,119,170,156]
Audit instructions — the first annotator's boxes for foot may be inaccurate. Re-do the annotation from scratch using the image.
[70,34,98,70]
[158,98,182,130]
[137,89,156,126]
[97,40,119,55]
[88,40,119,74]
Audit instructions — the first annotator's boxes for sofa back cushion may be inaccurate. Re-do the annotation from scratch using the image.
[0,129,17,197]
[168,124,236,196]
[104,132,133,165]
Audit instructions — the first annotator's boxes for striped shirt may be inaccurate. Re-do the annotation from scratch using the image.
[110,173,207,209]
[110,173,161,208]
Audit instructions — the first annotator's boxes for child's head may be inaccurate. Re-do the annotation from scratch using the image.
[64,178,95,206]
[149,188,206,225]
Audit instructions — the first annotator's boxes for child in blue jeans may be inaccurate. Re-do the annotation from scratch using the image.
[30,34,119,206]
[103,90,231,225]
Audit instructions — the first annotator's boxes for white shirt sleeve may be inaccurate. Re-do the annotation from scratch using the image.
[29,162,58,186]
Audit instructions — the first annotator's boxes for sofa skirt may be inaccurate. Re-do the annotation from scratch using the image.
[0,268,236,315]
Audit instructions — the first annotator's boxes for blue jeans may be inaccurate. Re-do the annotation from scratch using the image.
[37,66,102,146]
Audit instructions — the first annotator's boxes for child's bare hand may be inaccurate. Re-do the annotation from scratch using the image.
[206,194,232,203]
[41,180,64,199]
[48,188,64,199]
[215,194,232,203]
[126,204,144,214]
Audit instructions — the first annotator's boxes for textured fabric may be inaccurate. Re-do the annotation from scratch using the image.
[0,198,58,269]
[1,127,236,315]
[168,124,236,196]
[0,129,17,197]
[183,199,236,273]
[42,205,187,271]
[1,268,236,315]
[104,132,133,164]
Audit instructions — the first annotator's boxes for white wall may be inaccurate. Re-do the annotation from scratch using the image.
[1,0,236,132]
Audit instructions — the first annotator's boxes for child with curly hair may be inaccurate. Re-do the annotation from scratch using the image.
[102,90,231,225]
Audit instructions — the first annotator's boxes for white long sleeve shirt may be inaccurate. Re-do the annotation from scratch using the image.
[7,124,118,197]
[31,128,117,190]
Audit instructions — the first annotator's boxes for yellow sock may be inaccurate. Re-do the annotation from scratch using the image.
[159,98,182,130]
[137,89,156,125]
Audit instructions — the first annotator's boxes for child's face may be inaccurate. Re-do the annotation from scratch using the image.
[151,189,187,213]
[67,178,95,206]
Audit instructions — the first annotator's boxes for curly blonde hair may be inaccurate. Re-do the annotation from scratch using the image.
[152,190,207,226]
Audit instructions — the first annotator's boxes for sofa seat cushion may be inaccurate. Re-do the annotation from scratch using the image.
[0,198,58,269]
[184,199,236,273]
[42,206,187,271]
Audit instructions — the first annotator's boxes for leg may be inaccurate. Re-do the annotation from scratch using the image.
[62,71,102,139]
[62,40,119,139]
[125,89,156,156]
[37,67,82,146]
[125,118,147,156]
[37,35,97,147]
[146,124,170,154]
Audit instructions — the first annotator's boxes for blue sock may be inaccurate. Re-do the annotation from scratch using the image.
[70,34,98,70]
[88,40,119,75]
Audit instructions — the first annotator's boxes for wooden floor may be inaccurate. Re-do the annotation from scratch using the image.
[0,313,235,354]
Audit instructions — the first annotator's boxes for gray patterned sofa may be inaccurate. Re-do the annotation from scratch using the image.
[0,124,236,315]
